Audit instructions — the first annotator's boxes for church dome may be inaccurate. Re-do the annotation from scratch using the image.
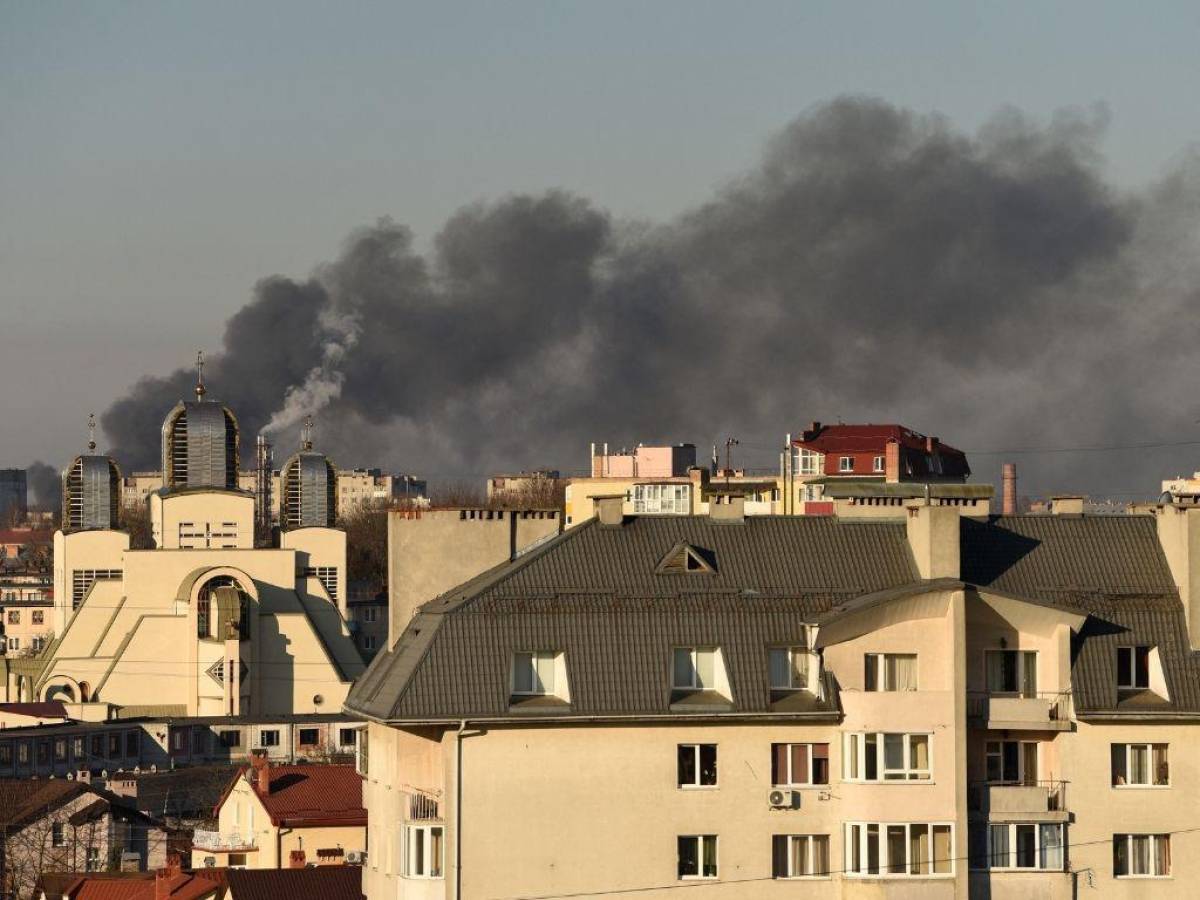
[280,419,337,529]
[63,415,122,532]
[160,353,240,491]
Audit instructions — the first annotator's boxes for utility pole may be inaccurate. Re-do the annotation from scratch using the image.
[723,437,739,484]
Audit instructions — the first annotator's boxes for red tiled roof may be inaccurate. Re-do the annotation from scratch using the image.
[229,764,365,827]
[792,423,970,477]
[0,700,68,718]
[48,869,227,900]
[223,867,363,900]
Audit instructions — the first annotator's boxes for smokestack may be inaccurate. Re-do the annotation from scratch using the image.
[1002,463,1017,515]
[255,434,273,535]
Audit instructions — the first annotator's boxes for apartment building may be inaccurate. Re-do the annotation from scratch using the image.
[0,571,53,655]
[346,497,1200,899]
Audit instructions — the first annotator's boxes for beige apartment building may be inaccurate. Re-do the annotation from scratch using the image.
[346,497,1200,899]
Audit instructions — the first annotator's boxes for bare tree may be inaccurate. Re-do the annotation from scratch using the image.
[121,502,154,550]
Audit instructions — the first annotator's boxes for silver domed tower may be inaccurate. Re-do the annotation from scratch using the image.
[62,414,122,531]
[280,417,337,529]
[161,352,240,491]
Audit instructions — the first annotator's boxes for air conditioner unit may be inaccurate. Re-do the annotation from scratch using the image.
[768,789,800,809]
[345,851,366,865]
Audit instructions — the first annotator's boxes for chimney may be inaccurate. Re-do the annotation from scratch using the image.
[804,421,822,441]
[1049,496,1084,516]
[289,849,307,869]
[710,493,745,523]
[249,750,270,794]
[1002,463,1017,515]
[906,505,960,580]
[884,439,901,484]
[155,856,181,900]
[593,495,625,526]
[1157,504,1200,648]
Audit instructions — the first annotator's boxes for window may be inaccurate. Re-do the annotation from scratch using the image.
[513,651,558,695]
[845,823,953,877]
[864,654,917,691]
[0,741,11,765]
[362,635,378,652]
[771,743,829,786]
[1117,646,1150,690]
[123,730,138,758]
[677,744,717,788]
[31,637,44,652]
[51,822,65,847]
[298,728,320,747]
[72,737,84,759]
[677,835,718,879]
[844,733,931,781]
[632,483,691,515]
[988,823,1064,870]
[92,734,105,757]
[17,741,30,764]
[71,569,122,609]
[54,738,67,762]
[107,733,121,758]
[38,740,50,765]
[258,730,280,748]
[801,483,824,503]
[339,728,357,747]
[219,730,241,748]
[769,644,812,691]
[357,728,369,776]
[986,650,1037,696]
[1112,743,1169,786]
[673,647,717,690]
[85,846,100,871]
[228,853,247,868]
[839,456,854,472]
[363,607,379,623]
[986,740,1038,784]
[32,610,43,625]
[7,610,19,624]
[772,835,830,878]
[1114,834,1170,877]
[795,449,821,475]
[873,456,885,473]
[405,825,444,879]
[6,637,18,651]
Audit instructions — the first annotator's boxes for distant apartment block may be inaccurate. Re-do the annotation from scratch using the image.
[0,469,27,524]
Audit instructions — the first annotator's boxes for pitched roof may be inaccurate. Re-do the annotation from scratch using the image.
[39,870,227,900]
[962,515,1200,715]
[793,424,970,477]
[0,700,67,718]
[228,765,365,827]
[347,516,916,722]
[0,779,86,828]
[223,866,363,900]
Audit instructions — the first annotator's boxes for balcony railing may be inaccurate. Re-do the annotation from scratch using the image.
[969,780,1069,817]
[409,792,441,821]
[191,830,257,851]
[967,690,1073,727]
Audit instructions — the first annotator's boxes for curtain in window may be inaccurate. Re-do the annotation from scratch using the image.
[789,745,809,785]
[791,650,809,689]
[1156,835,1170,876]
[893,655,917,691]
[886,826,906,874]
[812,836,829,875]
[1039,825,1063,870]
[1132,835,1150,875]
[1021,652,1038,697]
[1021,742,1038,786]
[909,824,929,875]
[1130,745,1148,785]
[769,649,789,688]
[987,652,1006,692]
[701,836,717,877]
[771,744,788,785]
[989,824,1010,868]
[790,836,808,876]
[932,826,952,874]
[1154,745,1169,785]
[911,735,930,774]
[430,828,444,877]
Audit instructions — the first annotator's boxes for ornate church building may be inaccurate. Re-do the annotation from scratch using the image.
[2,371,364,717]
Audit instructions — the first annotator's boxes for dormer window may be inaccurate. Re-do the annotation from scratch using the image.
[513,651,560,696]
[673,647,717,690]
[1117,646,1150,690]
[839,456,854,473]
[656,543,716,576]
[769,645,811,691]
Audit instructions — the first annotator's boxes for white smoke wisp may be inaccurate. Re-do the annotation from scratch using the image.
[261,308,361,436]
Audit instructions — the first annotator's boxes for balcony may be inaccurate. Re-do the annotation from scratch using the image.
[968,780,1069,823]
[191,830,257,852]
[966,691,1073,731]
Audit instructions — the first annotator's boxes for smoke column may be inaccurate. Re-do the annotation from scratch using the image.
[100,97,1200,497]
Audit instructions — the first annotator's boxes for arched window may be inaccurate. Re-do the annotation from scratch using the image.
[197,575,249,640]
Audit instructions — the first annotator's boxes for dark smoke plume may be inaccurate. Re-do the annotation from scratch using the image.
[101,97,1200,498]
[26,461,60,512]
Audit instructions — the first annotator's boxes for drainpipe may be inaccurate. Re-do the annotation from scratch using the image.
[455,720,467,900]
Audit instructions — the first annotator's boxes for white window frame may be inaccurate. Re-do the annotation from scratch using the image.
[772,743,830,787]
[873,455,885,473]
[985,649,1038,696]
[987,823,1064,871]
[844,822,955,877]
[796,449,821,475]
[769,640,814,691]
[677,743,718,789]
[864,653,918,692]
[258,729,280,748]
[1114,833,1171,878]
[672,646,717,690]
[512,650,559,696]
[404,824,444,879]
[1117,646,1150,690]
[632,483,691,515]
[677,834,718,880]
[774,834,831,879]
[843,733,932,782]
[839,456,854,473]
[1112,743,1169,788]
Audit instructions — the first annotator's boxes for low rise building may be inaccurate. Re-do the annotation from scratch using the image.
[0,576,54,656]
[347,497,1200,900]
[192,759,365,870]
[36,862,364,900]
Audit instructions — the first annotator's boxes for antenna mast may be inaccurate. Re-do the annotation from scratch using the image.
[195,350,207,400]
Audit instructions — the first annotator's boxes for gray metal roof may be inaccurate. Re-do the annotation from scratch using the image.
[346,516,915,722]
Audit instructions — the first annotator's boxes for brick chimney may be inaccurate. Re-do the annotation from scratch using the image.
[884,439,901,484]
[155,855,181,900]
[248,750,270,795]
[289,849,307,869]
[803,421,822,442]
[1002,463,1017,515]
[593,494,626,526]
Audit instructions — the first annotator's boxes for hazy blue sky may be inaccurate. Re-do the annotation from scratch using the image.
[3,1,1199,474]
